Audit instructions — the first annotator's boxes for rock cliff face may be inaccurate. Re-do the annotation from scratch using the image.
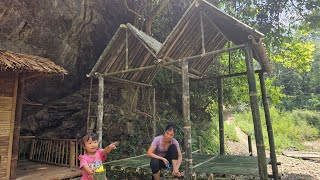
[0,0,132,84]
[0,0,135,137]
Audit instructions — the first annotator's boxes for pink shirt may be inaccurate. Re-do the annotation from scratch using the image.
[78,148,107,180]
[151,135,180,157]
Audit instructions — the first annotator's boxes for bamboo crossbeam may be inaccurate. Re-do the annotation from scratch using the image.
[96,45,245,78]
[184,44,246,62]
[106,76,153,87]
[162,65,200,79]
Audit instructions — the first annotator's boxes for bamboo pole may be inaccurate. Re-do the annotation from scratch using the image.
[126,28,129,70]
[87,78,93,132]
[29,138,35,160]
[10,75,23,180]
[184,44,245,62]
[259,72,279,179]
[182,59,192,180]
[97,76,104,148]
[152,88,156,138]
[107,76,153,87]
[100,45,245,78]
[200,12,205,54]
[248,135,253,156]
[217,78,224,155]
[244,43,268,180]
[70,141,76,167]
[127,25,157,59]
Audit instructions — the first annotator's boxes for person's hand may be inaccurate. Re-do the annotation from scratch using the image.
[172,170,182,177]
[162,157,169,165]
[109,143,117,150]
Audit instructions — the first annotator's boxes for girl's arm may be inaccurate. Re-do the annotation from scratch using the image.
[102,143,117,155]
[82,164,94,176]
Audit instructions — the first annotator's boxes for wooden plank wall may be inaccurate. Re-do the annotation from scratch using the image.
[0,72,18,179]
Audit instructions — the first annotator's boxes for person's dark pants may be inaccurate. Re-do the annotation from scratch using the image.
[150,144,178,175]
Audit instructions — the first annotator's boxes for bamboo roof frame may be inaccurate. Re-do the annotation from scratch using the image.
[88,0,271,85]
[88,0,278,179]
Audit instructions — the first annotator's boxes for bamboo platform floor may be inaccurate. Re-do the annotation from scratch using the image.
[106,152,265,179]
[16,160,81,180]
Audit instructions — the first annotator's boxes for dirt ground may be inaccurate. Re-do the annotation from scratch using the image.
[225,116,320,179]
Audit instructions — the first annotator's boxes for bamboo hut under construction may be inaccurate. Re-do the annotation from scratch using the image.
[0,49,67,179]
[88,0,279,179]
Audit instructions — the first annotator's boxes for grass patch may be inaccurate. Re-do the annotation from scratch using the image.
[233,107,319,152]
[225,123,239,142]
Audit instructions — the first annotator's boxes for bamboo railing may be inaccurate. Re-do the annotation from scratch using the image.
[19,136,83,167]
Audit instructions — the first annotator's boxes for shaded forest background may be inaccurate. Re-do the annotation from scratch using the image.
[0,0,319,157]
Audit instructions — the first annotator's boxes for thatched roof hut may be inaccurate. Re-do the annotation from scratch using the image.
[0,49,67,179]
[0,49,67,75]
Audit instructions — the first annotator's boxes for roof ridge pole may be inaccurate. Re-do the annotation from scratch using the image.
[259,72,279,180]
[97,76,104,148]
[200,11,206,54]
[244,43,268,180]
[182,59,193,180]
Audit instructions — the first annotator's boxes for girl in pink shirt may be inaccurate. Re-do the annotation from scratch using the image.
[78,132,117,180]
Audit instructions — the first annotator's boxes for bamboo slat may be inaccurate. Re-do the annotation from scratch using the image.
[0,97,13,111]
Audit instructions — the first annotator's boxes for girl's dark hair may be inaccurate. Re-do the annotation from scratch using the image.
[165,123,176,133]
[81,132,98,145]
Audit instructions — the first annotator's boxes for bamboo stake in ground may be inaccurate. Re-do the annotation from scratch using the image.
[218,78,224,155]
[182,59,192,180]
[259,72,279,180]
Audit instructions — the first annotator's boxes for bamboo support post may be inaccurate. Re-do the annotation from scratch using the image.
[98,76,104,148]
[218,78,224,155]
[152,88,156,138]
[259,72,279,179]
[87,78,93,132]
[244,43,268,180]
[10,76,23,179]
[197,136,203,153]
[182,59,192,180]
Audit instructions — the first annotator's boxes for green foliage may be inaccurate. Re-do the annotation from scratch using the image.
[201,116,220,154]
[290,110,320,133]
[233,107,319,152]
[272,41,315,73]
